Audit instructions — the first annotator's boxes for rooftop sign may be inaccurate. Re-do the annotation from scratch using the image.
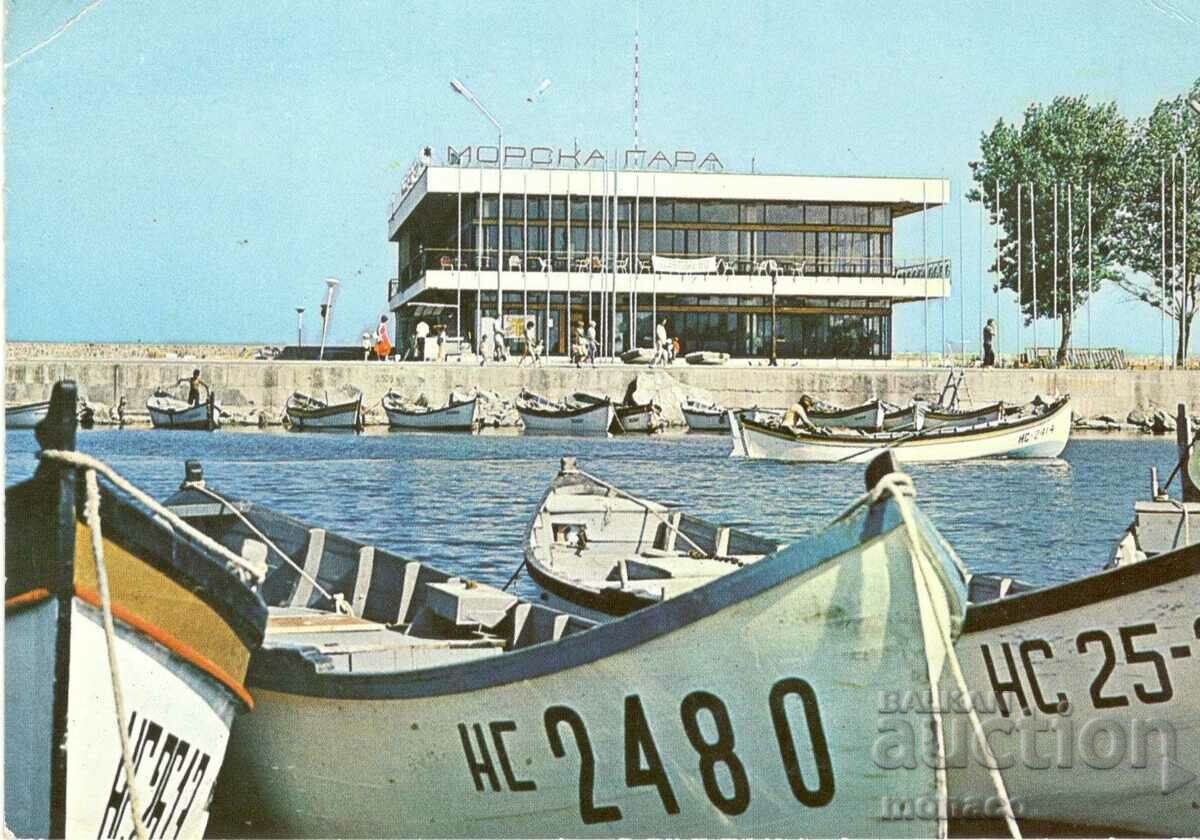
[447,144,724,172]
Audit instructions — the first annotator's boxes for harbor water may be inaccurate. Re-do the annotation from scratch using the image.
[5,428,1181,594]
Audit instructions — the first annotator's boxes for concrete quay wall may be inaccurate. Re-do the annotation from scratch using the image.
[6,358,1199,420]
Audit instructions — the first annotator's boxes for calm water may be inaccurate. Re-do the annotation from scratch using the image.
[4,427,1181,594]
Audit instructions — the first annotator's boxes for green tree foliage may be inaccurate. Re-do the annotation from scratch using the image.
[1112,79,1200,365]
[968,97,1130,365]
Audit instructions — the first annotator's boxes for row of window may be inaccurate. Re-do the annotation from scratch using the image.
[461,196,892,227]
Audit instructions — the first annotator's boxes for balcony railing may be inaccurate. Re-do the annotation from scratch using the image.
[393,248,948,296]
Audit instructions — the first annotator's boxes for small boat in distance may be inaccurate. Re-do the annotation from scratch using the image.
[730,395,1072,463]
[6,399,51,429]
[284,390,363,431]
[147,390,222,430]
[615,402,665,433]
[684,350,729,365]
[880,403,923,432]
[517,389,615,436]
[5,382,268,838]
[381,390,479,431]
[807,399,886,430]
[681,399,730,432]
[168,454,971,839]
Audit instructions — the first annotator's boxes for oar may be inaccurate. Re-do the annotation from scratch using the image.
[834,426,929,464]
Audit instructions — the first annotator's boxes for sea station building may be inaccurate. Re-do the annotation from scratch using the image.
[387,147,950,359]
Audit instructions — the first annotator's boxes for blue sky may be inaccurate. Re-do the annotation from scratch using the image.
[4,0,1198,352]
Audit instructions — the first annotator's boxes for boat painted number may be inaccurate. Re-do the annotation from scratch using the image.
[456,677,835,823]
[979,619,1198,717]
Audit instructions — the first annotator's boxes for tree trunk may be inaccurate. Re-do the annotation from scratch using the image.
[1177,308,1194,367]
[1055,308,1073,367]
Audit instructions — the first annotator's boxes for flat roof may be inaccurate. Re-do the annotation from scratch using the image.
[389,166,949,238]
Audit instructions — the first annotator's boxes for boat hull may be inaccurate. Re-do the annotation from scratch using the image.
[682,405,729,432]
[952,543,1200,836]
[222,497,962,838]
[922,403,1003,431]
[619,348,655,365]
[285,398,362,431]
[147,400,219,430]
[7,401,51,429]
[519,402,615,436]
[684,351,728,365]
[384,398,478,431]
[615,404,663,433]
[731,399,1072,463]
[809,401,886,431]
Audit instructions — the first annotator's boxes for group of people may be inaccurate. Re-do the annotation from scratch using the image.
[650,318,679,366]
[360,315,394,361]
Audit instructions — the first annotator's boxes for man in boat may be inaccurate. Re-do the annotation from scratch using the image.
[176,369,207,406]
[375,316,393,361]
[781,394,816,430]
[982,318,997,367]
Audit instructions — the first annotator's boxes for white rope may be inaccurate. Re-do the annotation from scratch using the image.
[38,450,264,584]
[584,470,712,558]
[869,473,1022,840]
[1166,498,1191,547]
[83,469,149,840]
[182,481,352,616]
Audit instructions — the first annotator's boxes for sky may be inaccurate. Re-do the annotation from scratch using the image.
[3,0,1198,353]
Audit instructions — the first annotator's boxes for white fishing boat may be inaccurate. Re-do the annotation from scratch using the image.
[808,400,886,430]
[615,402,665,434]
[730,395,1072,463]
[381,391,479,431]
[284,390,363,431]
[168,454,974,839]
[921,401,1005,431]
[517,389,615,436]
[5,382,268,839]
[147,392,222,430]
[953,539,1200,836]
[881,404,924,432]
[619,347,656,365]
[681,399,730,432]
[6,399,51,429]
[684,350,729,365]
[522,459,782,621]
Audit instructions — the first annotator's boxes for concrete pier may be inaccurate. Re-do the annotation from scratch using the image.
[6,354,1200,420]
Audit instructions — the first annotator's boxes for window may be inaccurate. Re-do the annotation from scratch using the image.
[739,203,763,224]
[638,199,654,222]
[831,205,869,226]
[482,196,499,219]
[527,196,548,220]
[805,204,830,225]
[656,228,674,254]
[504,197,524,219]
[870,206,892,226]
[570,197,589,221]
[699,229,736,255]
[674,201,699,222]
[765,203,804,224]
[699,201,737,223]
[552,197,567,219]
[765,231,801,256]
[656,201,674,223]
[617,199,633,221]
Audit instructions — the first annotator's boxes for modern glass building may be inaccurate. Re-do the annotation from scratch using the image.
[387,151,950,359]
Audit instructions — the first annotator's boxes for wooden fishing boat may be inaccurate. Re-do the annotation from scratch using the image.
[284,390,363,431]
[807,400,886,430]
[615,402,665,434]
[381,391,479,431]
[619,347,656,365]
[880,404,924,432]
[5,382,268,839]
[522,459,782,621]
[6,399,51,429]
[147,392,221,430]
[681,399,730,432]
[684,350,729,365]
[517,389,615,436]
[921,401,1004,431]
[167,454,971,839]
[730,396,1072,463]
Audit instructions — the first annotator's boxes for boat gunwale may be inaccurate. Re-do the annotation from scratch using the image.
[381,395,477,418]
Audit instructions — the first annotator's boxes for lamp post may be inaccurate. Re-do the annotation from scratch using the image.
[450,78,504,345]
[769,267,779,366]
[318,277,339,361]
[295,307,305,347]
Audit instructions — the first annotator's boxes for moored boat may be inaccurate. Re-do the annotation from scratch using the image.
[517,389,615,436]
[681,399,730,432]
[619,347,656,365]
[615,401,665,433]
[921,401,1004,431]
[684,350,729,365]
[147,391,222,430]
[5,382,268,839]
[807,399,886,430]
[881,403,924,432]
[730,395,1072,463]
[169,454,974,838]
[381,391,479,431]
[284,390,364,431]
[6,399,51,429]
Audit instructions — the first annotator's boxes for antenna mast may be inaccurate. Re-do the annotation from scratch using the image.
[633,1,640,149]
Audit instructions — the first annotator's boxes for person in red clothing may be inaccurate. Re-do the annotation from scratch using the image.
[374,316,392,360]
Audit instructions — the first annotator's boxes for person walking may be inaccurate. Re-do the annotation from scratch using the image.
[375,315,393,361]
[982,318,997,368]
[493,323,509,363]
[652,318,669,366]
[572,321,586,368]
[520,319,541,367]
[586,320,597,366]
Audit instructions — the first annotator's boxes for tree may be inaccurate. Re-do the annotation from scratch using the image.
[1112,79,1200,366]
[968,96,1131,365]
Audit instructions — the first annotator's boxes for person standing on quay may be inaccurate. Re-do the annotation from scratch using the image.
[982,318,997,368]
[435,324,446,362]
[652,318,669,366]
[415,319,429,361]
[520,319,542,367]
[586,320,597,366]
[361,332,373,361]
[375,316,393,361]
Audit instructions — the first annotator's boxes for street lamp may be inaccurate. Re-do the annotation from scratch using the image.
[295,307,305,347]
[450,78,504,345]
[318,277,339,361]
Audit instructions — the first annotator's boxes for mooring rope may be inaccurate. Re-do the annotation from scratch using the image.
[38,450,264,584]
[181,481,352,616]
[860,472,1022,840]
[82,468,149,840]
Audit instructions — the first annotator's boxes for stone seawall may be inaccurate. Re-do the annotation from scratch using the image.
[7,358,1200,420]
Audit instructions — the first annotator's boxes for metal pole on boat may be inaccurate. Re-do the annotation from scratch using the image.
[295,308,305,347]
[318,277,338,361]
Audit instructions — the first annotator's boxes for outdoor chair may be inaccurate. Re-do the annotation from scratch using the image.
[439,256,455,270]
[509,255,522,272]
